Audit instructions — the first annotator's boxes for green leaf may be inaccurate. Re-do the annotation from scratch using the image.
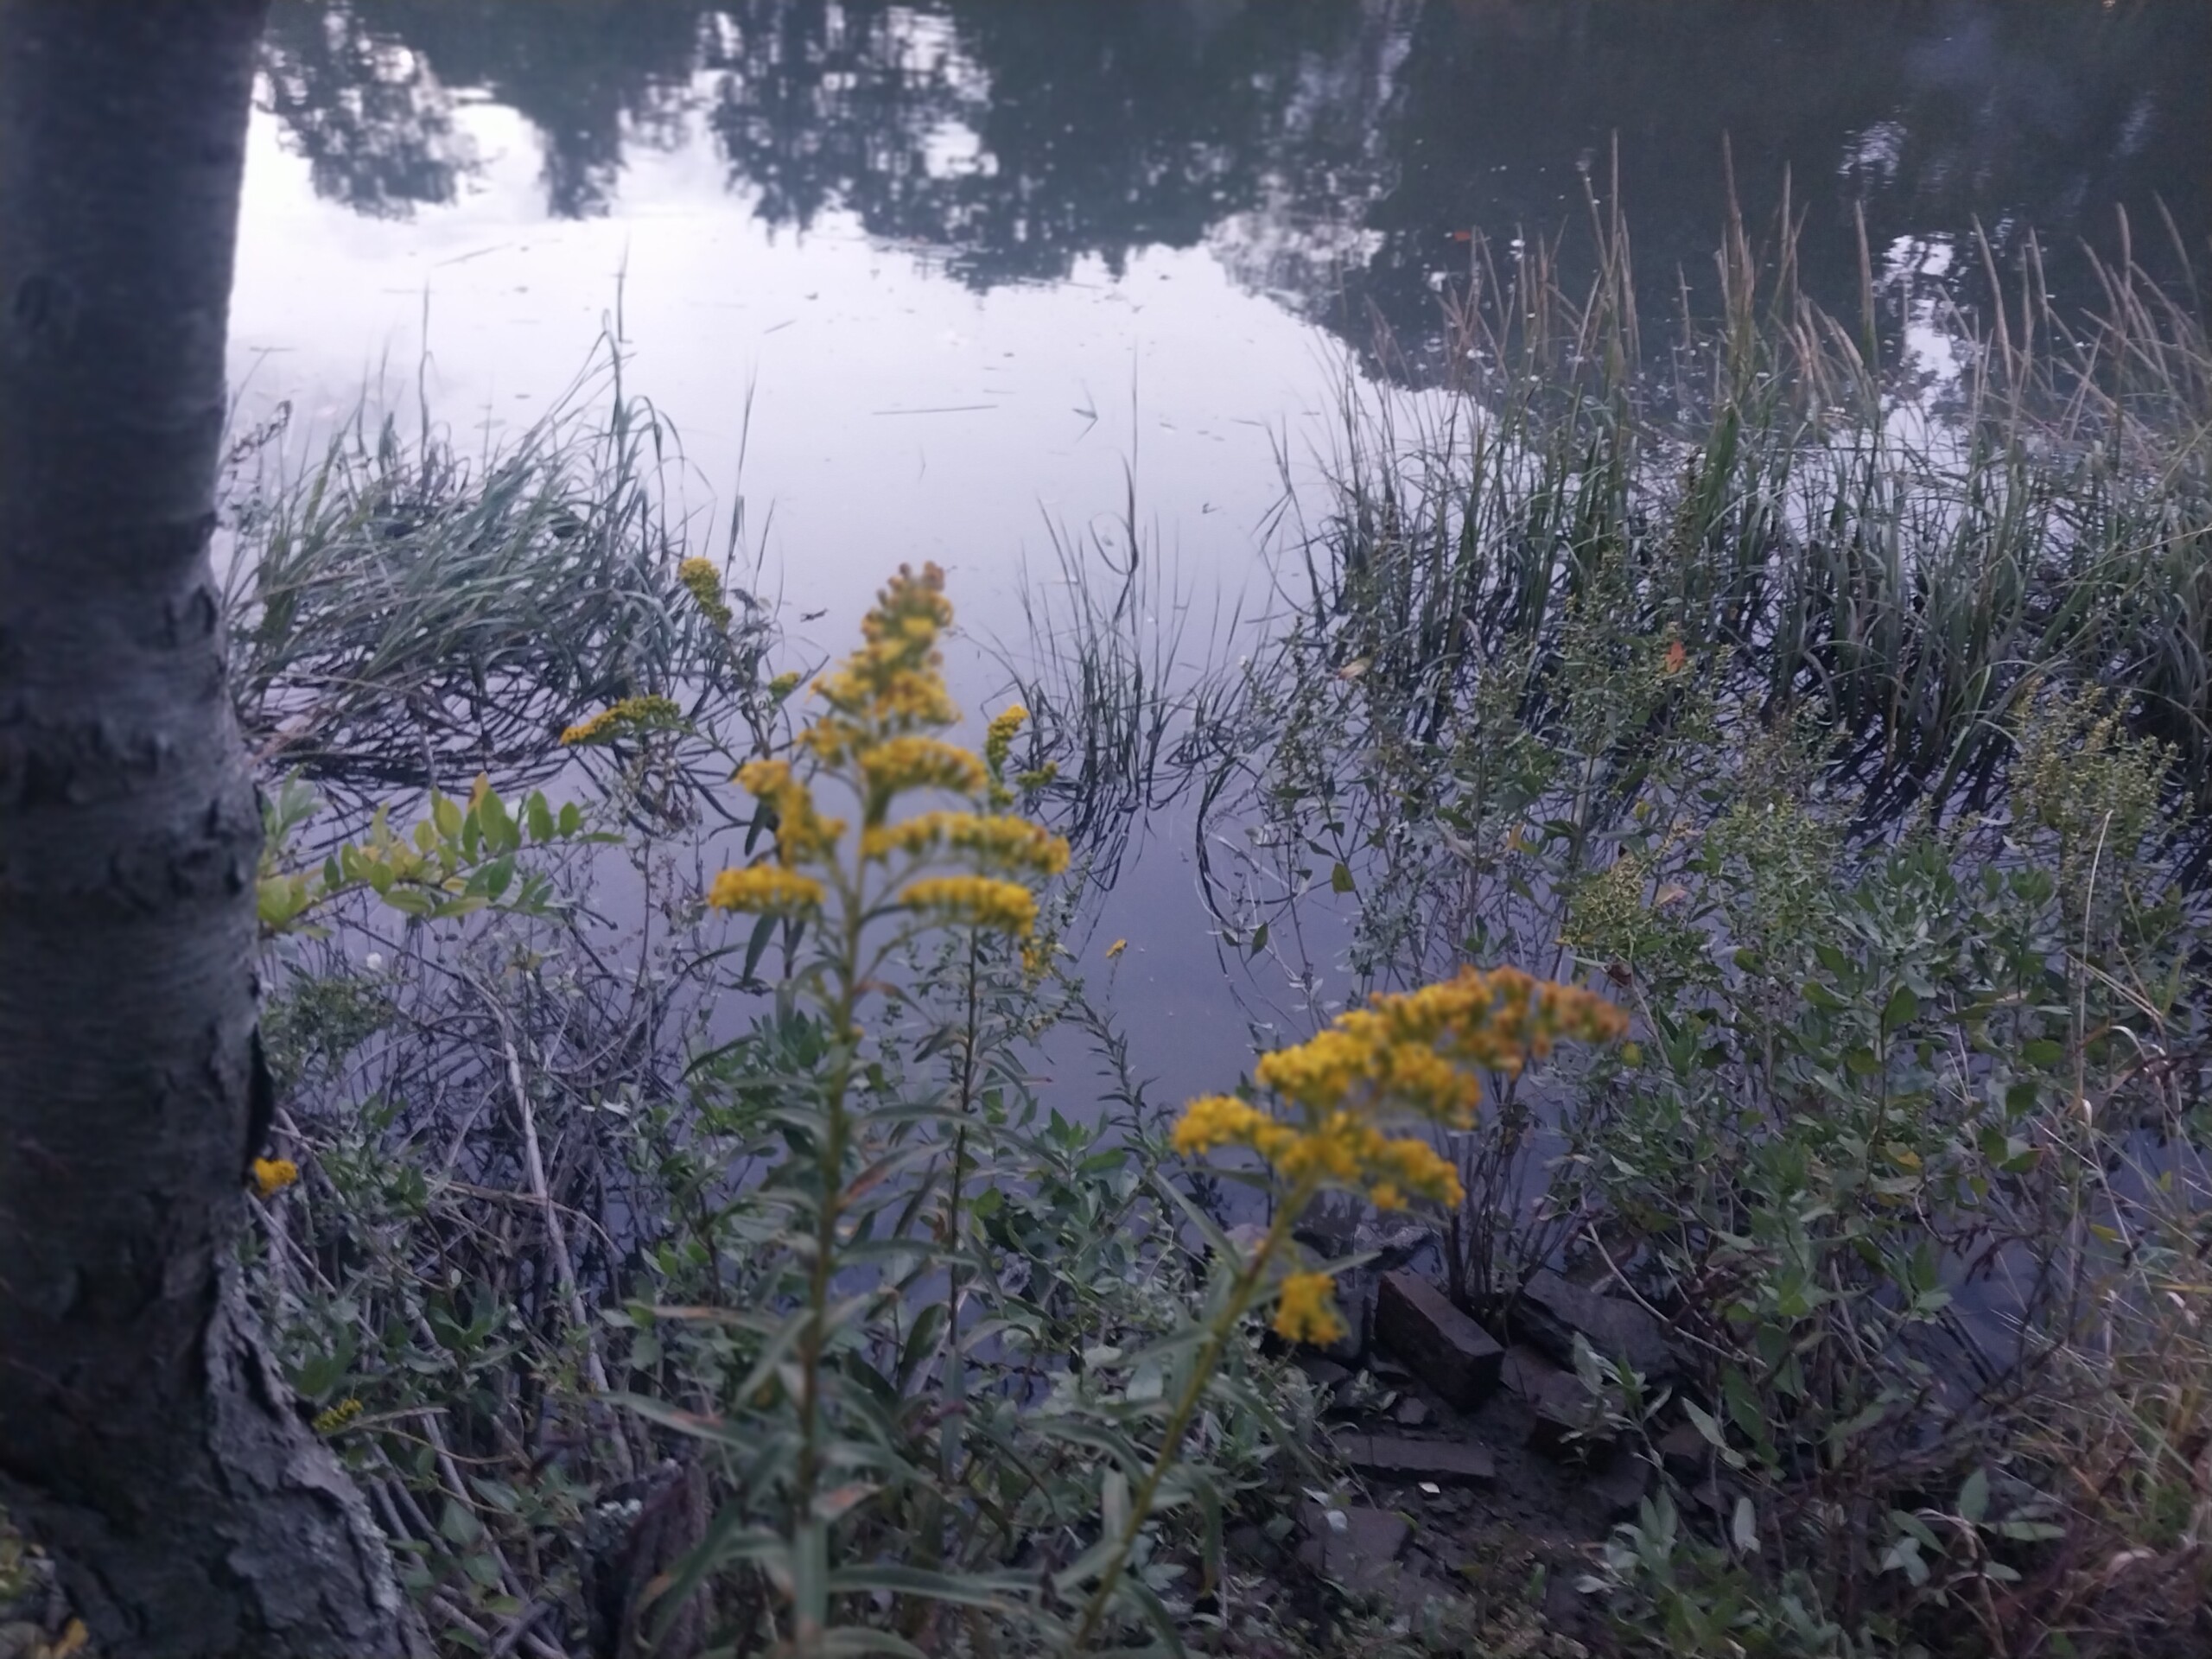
[1682,1398,1732,1460]
[894,1302,947,1393]
[430,792,462,839]
[1102,1469,1129,1539]
[1957,1466,1990,1526]
[438,1498,483,1548]
[816,1633,927,1659]
[1330,861,1356,894]
[1731,1496,1758,1554]
[743,913,779,981]
[477,788,518,854]
[823,1564,1031,1614]
[525,791,556,843]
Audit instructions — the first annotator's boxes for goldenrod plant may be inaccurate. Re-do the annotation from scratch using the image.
[619,564,1089,1649]
[1071,968,1625,1646]
[590,564,1626,1654]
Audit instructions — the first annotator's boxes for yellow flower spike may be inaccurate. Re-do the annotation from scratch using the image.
[1375,1135,1465,1207]
[677,557,734,629]
[899,875,1038,938]
[1171,1094,1266,1156]
[985,703,1028,774]
[1249,966,1624,1128]
[810,563,961,734]
[1274,1271,1346,1347]
[855,735,988,807]
[313,1396,365,1435]
[251,1157,299,1198]
[708,865,826,916]
[559,694,683,747]
[736,759,844,864]
[734,757,792,796]
[862,810,1069,874]
[560,709,616,747]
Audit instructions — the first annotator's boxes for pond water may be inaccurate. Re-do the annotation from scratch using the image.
[226,0,2212,1102]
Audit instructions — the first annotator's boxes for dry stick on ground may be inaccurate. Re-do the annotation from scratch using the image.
[468,969,636,1481]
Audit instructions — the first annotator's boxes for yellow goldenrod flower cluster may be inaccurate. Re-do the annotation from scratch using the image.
[559,694,684,747]
[677,557,734,629]
[983,702,1027,803]
[1172,965,1626,1346]
[1172,1096,1462,1209]
[709,865,827,917]
[801,565,962,766]
[862,810,1069,875]
[735,759,845,865]
[251,1156,300,1198]
[705,564,1065,946]
[1255,966,1626,1125]
[1274,1271,1346,1347]
[854,734,987,805]
[312,1396,365,1435]
[899,874,1039,938]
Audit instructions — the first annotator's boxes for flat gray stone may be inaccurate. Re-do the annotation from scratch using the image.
[1656,1419,1710,1480]
[1391,1395,1432,1428]
[1374,1269,1503,1408]
[1511,1268,1676,1381]
[1339,1433,1496,1487]
[1500,1343,1618,1458]
[1297,1503,1411,1596]
[1586,1454,1655,1522]
[1299,1356,1352,1394]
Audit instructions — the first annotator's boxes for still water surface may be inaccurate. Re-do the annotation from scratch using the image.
[226,0,2212,1096]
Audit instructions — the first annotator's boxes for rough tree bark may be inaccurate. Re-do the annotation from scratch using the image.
[0,4,426,1652]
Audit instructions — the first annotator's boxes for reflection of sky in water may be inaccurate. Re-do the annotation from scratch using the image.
[228,96,1329,659]
[228,92,1321,1105]
[226,0,2212,1107]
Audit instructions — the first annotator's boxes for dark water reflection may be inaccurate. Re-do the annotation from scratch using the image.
[259,0,2209,367]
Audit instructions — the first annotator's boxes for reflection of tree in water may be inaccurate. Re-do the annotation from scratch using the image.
[258,0,2210,341]
[1341,0,2211,365]
[262,1,705,217]
[259,4,472,216]
[699,0,1397,288]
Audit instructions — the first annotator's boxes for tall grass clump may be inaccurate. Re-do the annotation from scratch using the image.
[1280,186,2209,842]
[222,346,775,805]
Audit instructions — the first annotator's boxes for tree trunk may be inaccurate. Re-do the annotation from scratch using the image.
[0,4,426,1652]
